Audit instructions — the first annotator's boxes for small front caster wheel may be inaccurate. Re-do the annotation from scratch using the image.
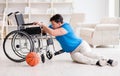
[41,54,45,63]
[46,51,53,60]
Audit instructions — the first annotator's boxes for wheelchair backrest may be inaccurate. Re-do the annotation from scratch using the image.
[15,12,25,29]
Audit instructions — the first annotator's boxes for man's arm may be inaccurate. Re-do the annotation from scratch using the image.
[33,22,67,36]
[42,25,68,36]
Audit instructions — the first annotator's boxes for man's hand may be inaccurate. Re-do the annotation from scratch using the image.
[33,22,44,27]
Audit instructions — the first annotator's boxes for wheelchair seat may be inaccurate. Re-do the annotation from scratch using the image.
[21,27,41,35]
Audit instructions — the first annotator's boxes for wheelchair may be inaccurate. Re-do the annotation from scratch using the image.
[3,11,64,63]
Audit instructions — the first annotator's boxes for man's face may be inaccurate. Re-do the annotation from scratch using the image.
[51,21,62,29]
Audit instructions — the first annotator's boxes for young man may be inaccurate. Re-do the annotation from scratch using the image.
[33,14,118,67]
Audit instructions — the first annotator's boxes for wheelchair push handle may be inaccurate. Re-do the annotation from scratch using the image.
[7,11,20,16]
[7,12,13,16]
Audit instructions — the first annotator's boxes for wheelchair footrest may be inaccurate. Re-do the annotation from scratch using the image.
[54,50,64,56]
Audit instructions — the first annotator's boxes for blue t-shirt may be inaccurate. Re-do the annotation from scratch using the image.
[49,22,83,52]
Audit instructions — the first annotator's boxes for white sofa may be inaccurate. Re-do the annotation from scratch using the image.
[79,17,120,47]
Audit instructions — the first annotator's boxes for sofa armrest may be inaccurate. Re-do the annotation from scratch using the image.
[77,23,97,28]
[80,28,95,38]
[95,24,119,31]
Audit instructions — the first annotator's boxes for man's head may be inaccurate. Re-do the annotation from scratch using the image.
[50,14,63,29]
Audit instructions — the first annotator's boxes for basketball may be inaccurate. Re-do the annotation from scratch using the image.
[26,52,40,67]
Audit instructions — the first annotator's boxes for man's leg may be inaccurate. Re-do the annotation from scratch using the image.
[78,40,118,66]
[70,52,98,65]
[80,40,103,60]
[70,40,107,66]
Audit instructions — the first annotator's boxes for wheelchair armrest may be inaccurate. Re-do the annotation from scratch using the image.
[22,23,34,26]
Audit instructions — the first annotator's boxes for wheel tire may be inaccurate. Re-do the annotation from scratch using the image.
[46,51,53,60]
[41,54,45,63]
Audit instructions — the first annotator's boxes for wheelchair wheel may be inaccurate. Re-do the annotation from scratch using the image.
[46,51,53,60]
[3,30,34,62]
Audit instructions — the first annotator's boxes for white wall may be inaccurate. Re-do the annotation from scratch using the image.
[109,0,115,17]
[73,0,109,23]
[115,0,119,17]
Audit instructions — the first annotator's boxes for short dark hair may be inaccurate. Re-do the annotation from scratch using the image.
[50,14,63,23]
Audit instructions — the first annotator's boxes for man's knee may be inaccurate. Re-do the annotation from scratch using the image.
[71,52,84,62]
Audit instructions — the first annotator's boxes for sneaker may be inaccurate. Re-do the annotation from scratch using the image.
[107,59,118,66]
[96,59,107,66]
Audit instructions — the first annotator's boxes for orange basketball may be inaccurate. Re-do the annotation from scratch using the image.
[26,52,40,67]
